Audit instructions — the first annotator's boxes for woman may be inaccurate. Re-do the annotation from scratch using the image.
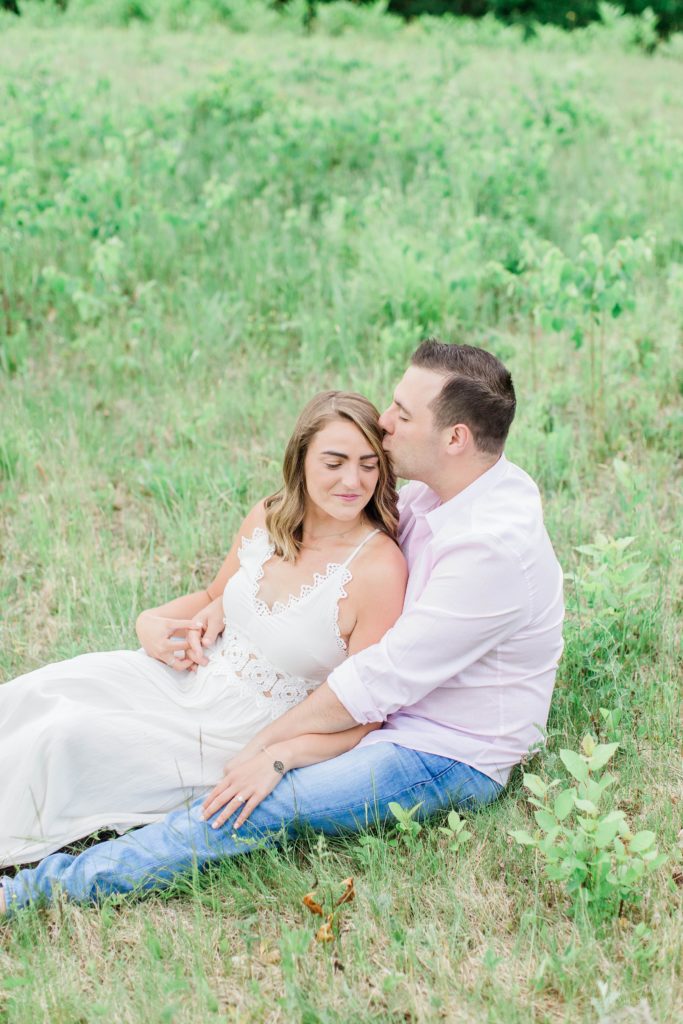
[0,392,407,869]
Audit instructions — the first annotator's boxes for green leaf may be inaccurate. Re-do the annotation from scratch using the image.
[574,799,598,816]
[594,818,621,848]
[534,809,557,832]
[447,811,463,832]
[523,773,548,799]
[560,749,589,783]
[510,830,537,846]
[553,788,576,821]
[388,801,422,824]
[629,831,656,853]
[588,742,619,771]
[539,826,562,851]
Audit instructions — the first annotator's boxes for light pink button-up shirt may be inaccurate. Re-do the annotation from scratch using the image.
[327,455,564,785]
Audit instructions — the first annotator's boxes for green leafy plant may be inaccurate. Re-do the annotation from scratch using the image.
[388,800,423,844]
[511,736,667,918]
[571,533,653,616]
[598,706,624,743]
[438,810,473,854]
[557,532,659,732]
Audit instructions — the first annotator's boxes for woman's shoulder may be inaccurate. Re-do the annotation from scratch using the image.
[351,530,407,588]
[236,499,269,539]
[342,530,407,634]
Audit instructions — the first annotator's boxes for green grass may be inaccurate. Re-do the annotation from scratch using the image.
[1,6,682,1022]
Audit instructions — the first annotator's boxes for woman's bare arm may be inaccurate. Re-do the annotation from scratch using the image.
[263,722,382,772]
[136,500,267,668]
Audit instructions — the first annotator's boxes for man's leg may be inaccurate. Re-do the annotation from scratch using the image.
[1,743,502,914]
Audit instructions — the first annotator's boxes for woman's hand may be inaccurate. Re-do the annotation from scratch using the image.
[136,611,204,672]
[185,597,226,671]
[221,734,265,772]
[200,749,285,830]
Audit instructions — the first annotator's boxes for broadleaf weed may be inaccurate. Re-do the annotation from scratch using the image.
[511,736,667,919]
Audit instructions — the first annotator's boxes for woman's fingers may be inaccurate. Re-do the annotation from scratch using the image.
[201,781,229,819]
[201,777,247,822]
[186,628,208,666]
[201,630,218,647]
[164,637,189,666]
[201,613,224,647]
[211,793,249,829]
[233,795,260,829]
[166,618,206,632]
[168,655,193,672]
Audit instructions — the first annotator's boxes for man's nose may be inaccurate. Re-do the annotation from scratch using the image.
[378,408,392,432]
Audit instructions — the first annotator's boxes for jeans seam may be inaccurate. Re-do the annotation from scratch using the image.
[428,758,502,791]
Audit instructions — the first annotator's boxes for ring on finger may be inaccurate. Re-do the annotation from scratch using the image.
[235,793,246,803]
[173,649,186,659]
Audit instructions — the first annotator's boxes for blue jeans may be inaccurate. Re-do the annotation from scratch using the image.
[2,743,502,913]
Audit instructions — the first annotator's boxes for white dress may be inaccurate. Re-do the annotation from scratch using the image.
[0,527,379,867]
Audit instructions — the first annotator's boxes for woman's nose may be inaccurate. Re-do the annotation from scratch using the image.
[342,464,361,489]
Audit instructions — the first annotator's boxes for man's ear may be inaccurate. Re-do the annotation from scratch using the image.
[445,423,472,455]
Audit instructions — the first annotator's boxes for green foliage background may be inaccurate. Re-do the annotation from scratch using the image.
[4,0,683,34]
[0,4,681,1021]
[386,0,683,37]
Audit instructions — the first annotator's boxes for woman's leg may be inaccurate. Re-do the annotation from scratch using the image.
[1,743,502,914]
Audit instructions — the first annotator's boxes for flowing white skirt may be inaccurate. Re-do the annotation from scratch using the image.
[0,648,274,867]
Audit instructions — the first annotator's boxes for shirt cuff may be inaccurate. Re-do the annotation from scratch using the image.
[327,659,385,725]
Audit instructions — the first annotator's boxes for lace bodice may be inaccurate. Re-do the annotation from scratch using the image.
[200,527,378,719]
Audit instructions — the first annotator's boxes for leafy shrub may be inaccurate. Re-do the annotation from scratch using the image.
[385,0,683,36]
[511,736,667,919]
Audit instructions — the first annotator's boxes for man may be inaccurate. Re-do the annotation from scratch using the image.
[0,339,564,915]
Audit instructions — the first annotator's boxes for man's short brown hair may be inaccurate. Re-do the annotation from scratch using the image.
[411,339,516,455]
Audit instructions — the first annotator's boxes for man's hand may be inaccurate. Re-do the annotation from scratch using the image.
[201,749,285,830]
[136,612,204,672]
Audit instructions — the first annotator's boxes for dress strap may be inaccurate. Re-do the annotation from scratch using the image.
[341,528,381,568]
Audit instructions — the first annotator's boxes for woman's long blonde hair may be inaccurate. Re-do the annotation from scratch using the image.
[264,391,398,562]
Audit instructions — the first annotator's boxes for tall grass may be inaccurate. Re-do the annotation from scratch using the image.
[0,7,681,1022]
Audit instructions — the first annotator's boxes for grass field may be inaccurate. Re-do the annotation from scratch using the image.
[1,4,682,1022]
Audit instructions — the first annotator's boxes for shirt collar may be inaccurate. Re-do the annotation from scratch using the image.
[423,454,509,535]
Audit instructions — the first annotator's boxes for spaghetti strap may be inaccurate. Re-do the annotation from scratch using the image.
[342,529,381,568]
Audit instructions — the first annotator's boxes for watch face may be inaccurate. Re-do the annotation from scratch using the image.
[273,760,285,775]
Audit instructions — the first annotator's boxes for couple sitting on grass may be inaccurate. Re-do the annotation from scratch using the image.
[0,338,564,917]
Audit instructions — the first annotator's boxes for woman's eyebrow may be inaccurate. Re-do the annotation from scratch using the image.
[321,450,379,460]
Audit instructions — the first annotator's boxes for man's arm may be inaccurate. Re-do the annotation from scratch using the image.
[328,535,530,723]
[248,680,358,751]
[242,534,529,751]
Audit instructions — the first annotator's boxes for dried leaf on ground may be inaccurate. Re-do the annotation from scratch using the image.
[303,892,324,917]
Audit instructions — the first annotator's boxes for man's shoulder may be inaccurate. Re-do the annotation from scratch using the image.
[439,459,551,563]
[497,457,542,498]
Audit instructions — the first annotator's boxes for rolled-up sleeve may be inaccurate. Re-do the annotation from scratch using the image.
[327,535,531,724]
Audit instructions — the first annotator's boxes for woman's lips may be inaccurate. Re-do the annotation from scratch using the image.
[335,494,360,502]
